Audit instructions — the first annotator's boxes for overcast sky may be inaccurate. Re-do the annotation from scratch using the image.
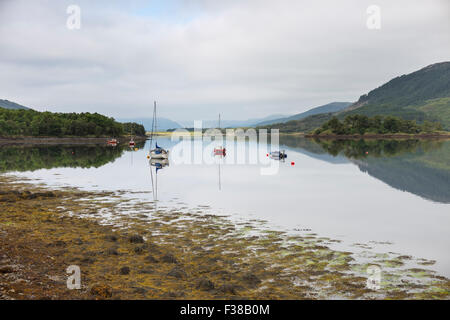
[0,0,448,121]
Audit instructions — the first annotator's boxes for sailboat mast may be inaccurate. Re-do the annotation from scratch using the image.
[154,101,157,133]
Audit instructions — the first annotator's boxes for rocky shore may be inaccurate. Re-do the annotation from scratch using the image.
[0,136,147,146]
[0,175,449,300]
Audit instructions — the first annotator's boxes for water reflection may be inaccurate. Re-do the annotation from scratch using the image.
[0,141,146,173]
[280,137,450,203]
[1,137,449,204]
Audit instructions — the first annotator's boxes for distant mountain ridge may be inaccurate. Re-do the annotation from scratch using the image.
[117,117,182,131]
[257,102,352,126]
[179,114,288,129]
[0,99,31,110]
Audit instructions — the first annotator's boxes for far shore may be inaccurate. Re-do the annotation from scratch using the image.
[304,132,450,139]
[0,135,148,146]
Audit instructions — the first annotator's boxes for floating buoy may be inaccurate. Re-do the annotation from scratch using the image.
[291,161,295,166]
[266,153,269,157]
[147,155,150,159]
[365,151,369,155]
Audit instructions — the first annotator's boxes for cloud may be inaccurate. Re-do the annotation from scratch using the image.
[0,0,448,121]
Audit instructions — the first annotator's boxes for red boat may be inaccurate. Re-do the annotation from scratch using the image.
[214,114,226,156]
[107,138,118,146]
[214,146,226,156]
[129,139,135,147]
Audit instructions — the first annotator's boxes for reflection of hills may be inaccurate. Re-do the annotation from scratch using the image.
[287,137,450,203]
[354,154,450,203]
[0,141,145,173]
[279,136,348,164]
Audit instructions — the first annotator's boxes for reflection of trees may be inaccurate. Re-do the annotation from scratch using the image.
[309,138,450,203]
[0,141,145,173]
[312,139,444,159]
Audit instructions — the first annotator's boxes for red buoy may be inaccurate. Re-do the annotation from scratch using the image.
[291,161,295,166]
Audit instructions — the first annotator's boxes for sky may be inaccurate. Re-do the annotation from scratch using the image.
[0,0,449,122]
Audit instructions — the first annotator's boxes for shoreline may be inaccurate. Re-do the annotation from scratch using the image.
[0,175,448,300]
[0,136,148,146]
[304,133,450,139]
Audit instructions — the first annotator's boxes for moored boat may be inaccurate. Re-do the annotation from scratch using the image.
[149,101,169,160]
[270,150,287,160]
[107,138,118,146]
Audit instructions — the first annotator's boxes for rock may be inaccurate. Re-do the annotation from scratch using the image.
[90,284,113,299]
[132,287,148,295]
[138,267,154,274]
[134,245,146,254]
[161,254,178,264]
[48,240,66,247]
[196,278,215,291]
[144,255,159,263]
[105,235,118,242]
[81,257,96,264]
[241,272,261,288]
[73,238,83,245]
[0,266,15,274]
[119,266,130,275]
[217,284,239,295]
[147,243,162,254]
[128,234,144,244]
[105,248,119,256]
[167,267,187,279]
[166,291,185,298]
[210,270,232,280]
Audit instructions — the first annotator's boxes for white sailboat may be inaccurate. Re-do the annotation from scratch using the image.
[149,101,169,159]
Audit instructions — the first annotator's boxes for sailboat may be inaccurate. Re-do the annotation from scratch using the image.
[129,123,135,148]
[149,101,169,159]
[213,113,226,156]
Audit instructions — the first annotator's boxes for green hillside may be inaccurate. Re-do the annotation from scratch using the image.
[259,62,450,133]
[0,107,146,137]
[350,62,450,108]
[342,62,450,129]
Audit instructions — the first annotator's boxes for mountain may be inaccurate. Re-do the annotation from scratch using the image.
[341,61,450,129]
[257,102,352,126]
[0,99,31,110]
[260,62,450,132]
[117,117,182,131]
[179,114,288,129]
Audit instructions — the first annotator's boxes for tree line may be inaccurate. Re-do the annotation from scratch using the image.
[313,114,443,135]
[0,108,146,137]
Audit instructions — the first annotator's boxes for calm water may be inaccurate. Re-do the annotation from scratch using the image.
[3,137,450,276]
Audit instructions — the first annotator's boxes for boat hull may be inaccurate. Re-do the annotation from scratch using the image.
[150,150,169,159]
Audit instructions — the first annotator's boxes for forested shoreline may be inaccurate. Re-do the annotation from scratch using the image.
[312,115,444,136]
[0,108,146,137]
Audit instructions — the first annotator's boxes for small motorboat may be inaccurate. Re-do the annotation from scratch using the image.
[129,138,135,147]
[270,150,287,160]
